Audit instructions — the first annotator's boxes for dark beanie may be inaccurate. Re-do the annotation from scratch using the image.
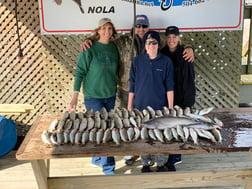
[143,31,161,45]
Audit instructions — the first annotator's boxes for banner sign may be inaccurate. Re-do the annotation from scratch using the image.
[39,0,244,35]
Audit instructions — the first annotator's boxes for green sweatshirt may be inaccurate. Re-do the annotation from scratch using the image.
[74,41,118,99]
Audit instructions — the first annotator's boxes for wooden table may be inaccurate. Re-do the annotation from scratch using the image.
[16,108,252,189]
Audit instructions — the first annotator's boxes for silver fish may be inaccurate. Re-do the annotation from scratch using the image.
[120,127,128,142]
[198,107,214,115]
[134,127,141,141]
[163,128,173,141]
[114,114,123,129]
[87,117,94,130]
[77,112,84,120]
[142,116,212,130]
[41,130,52,145]
[134,108,143,119]
[112,128,120,145]
[148,129,157,140]
[79,118,87,132]
[115,108,122,118]
[127,127,134,141]
[62,111,69,120]
[75,131,82,145]
[187,114,213,123]
[140,127,149,140]
[56,131,64,145]
[183,107,191,116]
[162,106,170,116]
[123,118,131,128]
[214,117,224,127]
[183,126,190,141]
[122,108,129,119]
[50,132,58,145]
[147,106,156,118]
[101,119,107,130]
[81,130,89,145]
[70,129,78,144]
[96,128,104,145]
[49,119,58,132]
[128,109,136,118]
[171,127,179,140]
[129,117,137,127]
[73,118,80,130]
[170,108,176,117]
[94,113,101,129]
[176,125,185,142]
[65,119,73,130]
[89,128,97,143]
[108,109,115,118]
[211,128,222,143]
[85,108,93,118]
[174,105,183,117]
[189,128,198,145]
[154,128,164,143]
[57,120,65,132]
[195,129,216,143]
[100,107,108,120]
[103,128,112,144]
[155,110,163,117]
[69,110,76,121]
[63,130,70,144]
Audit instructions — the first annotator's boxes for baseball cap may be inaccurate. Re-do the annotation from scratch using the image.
[98,18,113,27]
[135,15,149,25]
[165,26,180,36]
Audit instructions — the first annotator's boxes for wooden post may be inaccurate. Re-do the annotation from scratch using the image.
[31,160,48,189]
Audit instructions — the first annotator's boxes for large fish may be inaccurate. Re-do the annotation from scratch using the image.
[142,116,216,130]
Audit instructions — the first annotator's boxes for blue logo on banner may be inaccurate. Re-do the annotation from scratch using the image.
[135,0,204,11]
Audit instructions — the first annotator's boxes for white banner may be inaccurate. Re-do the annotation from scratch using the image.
[39,0,244,35]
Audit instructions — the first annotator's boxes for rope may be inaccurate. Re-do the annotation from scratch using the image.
[14,0,23,60]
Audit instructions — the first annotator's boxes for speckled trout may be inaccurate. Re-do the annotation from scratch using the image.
[142,116,216,130]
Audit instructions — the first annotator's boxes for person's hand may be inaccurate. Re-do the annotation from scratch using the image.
[81,39,93,51]
[183,48,194,63]
[67,93,79,112]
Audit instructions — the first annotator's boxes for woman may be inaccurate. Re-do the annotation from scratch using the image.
[128,31,174,172]
[67,18,118,175]
[161,26,196,171]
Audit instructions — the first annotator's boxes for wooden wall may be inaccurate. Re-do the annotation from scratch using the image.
[0,0,242,126]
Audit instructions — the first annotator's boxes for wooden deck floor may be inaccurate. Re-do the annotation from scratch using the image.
[1,151,251,189]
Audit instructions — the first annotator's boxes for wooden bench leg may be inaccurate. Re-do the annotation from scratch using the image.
[31,160,48,189]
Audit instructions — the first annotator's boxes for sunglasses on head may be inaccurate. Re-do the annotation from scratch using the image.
[146,41,158,45]
[135,24,148,29]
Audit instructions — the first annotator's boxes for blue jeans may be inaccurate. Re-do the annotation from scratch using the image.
[85,96,116,175]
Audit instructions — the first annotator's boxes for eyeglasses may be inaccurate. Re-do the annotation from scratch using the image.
[135,24,148,29]
[145,41,158,45]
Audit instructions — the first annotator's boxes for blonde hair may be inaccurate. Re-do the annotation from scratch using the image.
[90,22,117,41]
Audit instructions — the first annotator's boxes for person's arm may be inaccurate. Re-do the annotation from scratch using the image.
[81,39,93,51]
[127,92,135,110]
[167,91,174,109]
[67,92,79,112]
[182,44,194,63]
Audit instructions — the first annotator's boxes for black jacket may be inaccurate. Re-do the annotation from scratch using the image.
[161,45,196,108]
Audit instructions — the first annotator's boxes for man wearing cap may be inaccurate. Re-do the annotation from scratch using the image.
[128,30,174,172]
[81,14,194,166]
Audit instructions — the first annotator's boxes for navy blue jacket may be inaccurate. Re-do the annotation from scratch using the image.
[129,53,174,111]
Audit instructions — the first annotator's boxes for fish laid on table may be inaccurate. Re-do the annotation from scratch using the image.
[42,105,223,146]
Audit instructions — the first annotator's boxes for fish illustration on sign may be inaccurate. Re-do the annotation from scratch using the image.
[54,0,84,14]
